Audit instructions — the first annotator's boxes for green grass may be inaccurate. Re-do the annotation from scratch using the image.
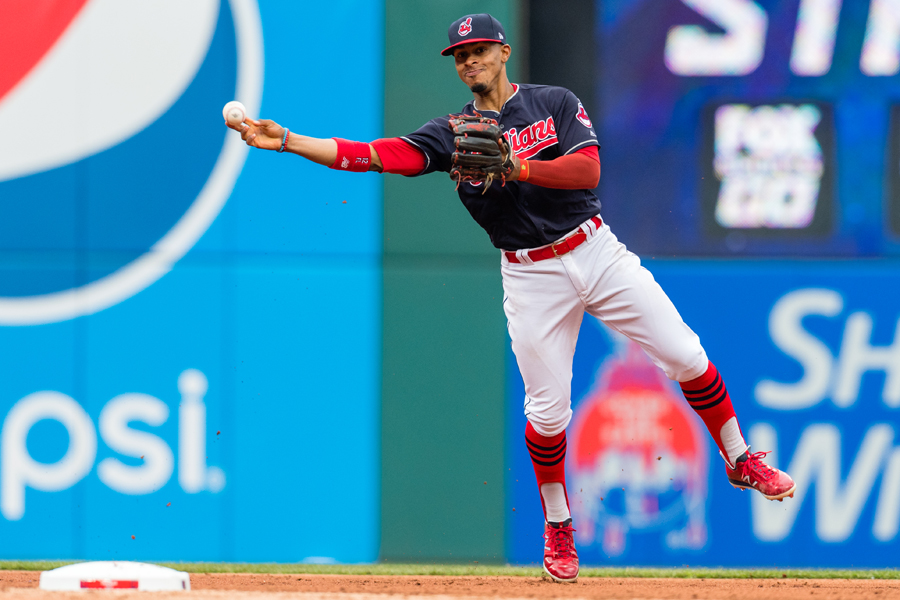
[2,561,899,579]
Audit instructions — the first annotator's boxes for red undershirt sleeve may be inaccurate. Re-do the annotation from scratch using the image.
[523,146,600,189]
[575,145,600,163]
[370,137,427,176]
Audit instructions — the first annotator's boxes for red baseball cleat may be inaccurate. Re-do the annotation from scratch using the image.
[543,518,579,583]
[726,450,797,501]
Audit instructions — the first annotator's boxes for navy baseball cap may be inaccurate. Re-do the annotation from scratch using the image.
[441,13,507,56]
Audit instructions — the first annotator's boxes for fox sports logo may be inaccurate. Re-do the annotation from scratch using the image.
[0,0,262,325]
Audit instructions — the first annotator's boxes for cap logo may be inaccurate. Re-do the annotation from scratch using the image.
[458,17,473,36]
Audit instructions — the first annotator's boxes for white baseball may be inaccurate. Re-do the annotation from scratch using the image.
[222,100,246,126]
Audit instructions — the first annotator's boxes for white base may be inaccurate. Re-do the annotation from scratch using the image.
[40,561,190,591]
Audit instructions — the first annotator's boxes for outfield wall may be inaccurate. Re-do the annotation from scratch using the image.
[379,0,520,563]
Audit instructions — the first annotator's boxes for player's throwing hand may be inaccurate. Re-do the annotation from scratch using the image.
[227,118,286,151]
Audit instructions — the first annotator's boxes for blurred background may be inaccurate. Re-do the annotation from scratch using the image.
[0,0,898,568]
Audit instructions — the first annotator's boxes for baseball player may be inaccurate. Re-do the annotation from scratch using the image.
[227,13,796,582]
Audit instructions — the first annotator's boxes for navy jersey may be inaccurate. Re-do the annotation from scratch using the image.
[401,84,601,250]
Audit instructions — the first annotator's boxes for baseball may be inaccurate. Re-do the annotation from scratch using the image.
[222,100,246,126]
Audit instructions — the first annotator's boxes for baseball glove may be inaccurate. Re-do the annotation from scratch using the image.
[448,114,515,192]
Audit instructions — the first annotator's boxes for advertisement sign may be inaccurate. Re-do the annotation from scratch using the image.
[567,343,710,558]
[0,0,382,562]
[507,260,900,567]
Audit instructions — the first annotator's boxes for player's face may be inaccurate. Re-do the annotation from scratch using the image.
[453,42,510,94]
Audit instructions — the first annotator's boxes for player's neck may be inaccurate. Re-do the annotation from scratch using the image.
[473,79,516,113]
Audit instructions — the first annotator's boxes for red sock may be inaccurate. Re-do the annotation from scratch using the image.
[679,361,745,463]
[525,421,569,519]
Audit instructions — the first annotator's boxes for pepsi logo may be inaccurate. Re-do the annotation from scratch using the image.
[458,17,473,37]
[0,0,263,325]
[0,0,90,104]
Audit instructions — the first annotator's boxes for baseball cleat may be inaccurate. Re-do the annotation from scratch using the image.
[543,518,579,583]
[726,450,797,501]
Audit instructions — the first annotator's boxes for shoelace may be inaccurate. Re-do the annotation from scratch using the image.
[739,451,775,482]
[546,525,576,558]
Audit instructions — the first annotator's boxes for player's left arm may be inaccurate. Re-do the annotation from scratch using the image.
[510,89,601,189]
[516,146,600,189]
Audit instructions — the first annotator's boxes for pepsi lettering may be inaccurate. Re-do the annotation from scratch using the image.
[0,370,224,521]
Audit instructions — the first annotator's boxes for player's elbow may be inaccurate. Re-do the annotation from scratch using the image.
[368,143,384,173]
[587,161,600,188]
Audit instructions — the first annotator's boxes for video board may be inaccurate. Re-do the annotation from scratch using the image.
[598,0,900,256]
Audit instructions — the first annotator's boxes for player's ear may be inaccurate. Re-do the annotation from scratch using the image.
[500,44,511,63]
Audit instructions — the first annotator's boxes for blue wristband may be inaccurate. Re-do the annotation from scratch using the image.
[278,128,290,153]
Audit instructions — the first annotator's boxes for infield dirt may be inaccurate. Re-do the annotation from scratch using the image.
[0,572,898,600]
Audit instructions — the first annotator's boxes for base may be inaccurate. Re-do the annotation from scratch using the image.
[39,561,190,591]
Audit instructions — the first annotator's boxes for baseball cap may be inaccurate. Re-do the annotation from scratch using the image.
[441,13,507,56]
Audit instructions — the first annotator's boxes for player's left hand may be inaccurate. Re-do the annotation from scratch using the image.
[449,114,516,191]
[227,118,285,151]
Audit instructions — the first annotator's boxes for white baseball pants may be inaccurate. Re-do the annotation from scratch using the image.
[501,217,709,438]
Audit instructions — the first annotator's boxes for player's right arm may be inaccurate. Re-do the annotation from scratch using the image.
[230,115,598,188]
[228,118,426,175]
[229,118,379,170]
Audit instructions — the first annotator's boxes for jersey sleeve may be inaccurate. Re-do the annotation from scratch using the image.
[552,90,600,155]
[399,116,456,175]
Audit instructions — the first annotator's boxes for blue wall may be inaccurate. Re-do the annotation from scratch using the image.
[508,259,900,567]
[0,0,382,562]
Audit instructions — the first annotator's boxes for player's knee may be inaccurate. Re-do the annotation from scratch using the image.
[526,408,572,438]
[662,340,708,382]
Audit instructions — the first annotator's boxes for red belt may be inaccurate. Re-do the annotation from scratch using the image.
[505,216,602,264]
